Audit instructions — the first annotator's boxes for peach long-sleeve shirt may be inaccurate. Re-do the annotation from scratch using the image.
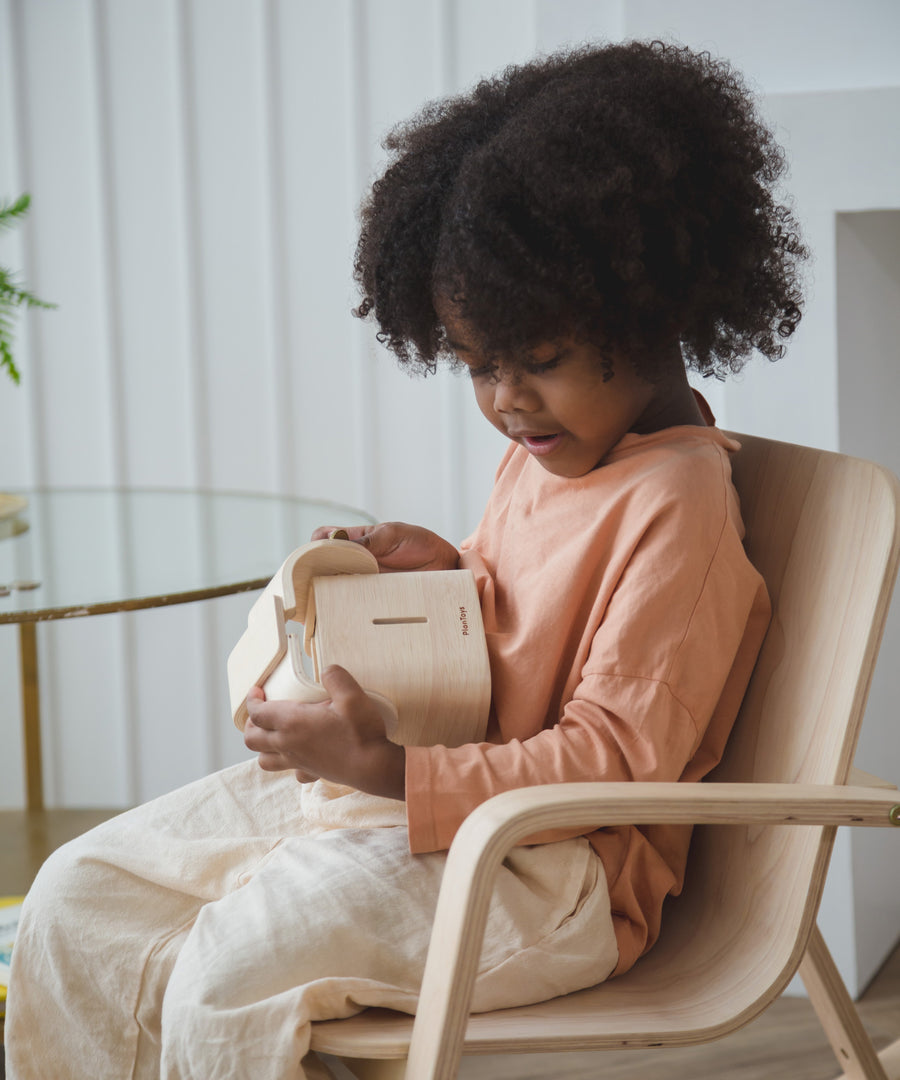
[404,424,771,976]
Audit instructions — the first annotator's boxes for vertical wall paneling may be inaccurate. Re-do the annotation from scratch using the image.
[0,625,24,806]
[186,0,280,495]
[0,0,33,487]
[0,0,32,799]
[96,0,216,800]
[99,0,197,489]
[39,487,126,804]
[176,0,211,489]
[177,0,222,785]
[349,0,379,518]
[197,498,224,778]
[0,0,29,806]
[209,591,260,772]
[262,0,294,502]
[193,0,282,770]
[92,0,139,802]
[275,0,365,515]
[435,0,466,543]
[176,0,230,782]
[4,0,42,489]
[432,3,467,545]
[128,601,220,800]
[16,0,116,486]
[92,0,127,490]
[0,0,26,809]
[15,0,131,806]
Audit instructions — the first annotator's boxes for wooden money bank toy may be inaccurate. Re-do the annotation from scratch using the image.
[227,536,491,747]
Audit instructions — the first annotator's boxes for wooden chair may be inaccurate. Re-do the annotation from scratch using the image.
[310,432,900,1080]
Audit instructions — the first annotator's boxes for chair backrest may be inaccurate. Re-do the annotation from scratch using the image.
[606,432,900,1038]
[723,432,899,789]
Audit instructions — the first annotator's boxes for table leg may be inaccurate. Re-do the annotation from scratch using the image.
[19,622,44,812]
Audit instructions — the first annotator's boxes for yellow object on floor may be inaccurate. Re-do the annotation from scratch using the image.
[1,896,25,1045]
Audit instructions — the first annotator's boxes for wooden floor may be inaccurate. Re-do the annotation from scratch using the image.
[0,807,123,896]
[2,810,898,1080]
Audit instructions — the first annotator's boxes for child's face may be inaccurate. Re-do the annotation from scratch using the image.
[439,308,664,477]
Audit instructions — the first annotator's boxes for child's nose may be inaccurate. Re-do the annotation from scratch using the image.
[493,374,539,414]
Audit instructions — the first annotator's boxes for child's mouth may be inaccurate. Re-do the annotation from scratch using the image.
[519,433,563,455]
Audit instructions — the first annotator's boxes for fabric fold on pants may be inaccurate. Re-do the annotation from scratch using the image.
[6,759,617,1080]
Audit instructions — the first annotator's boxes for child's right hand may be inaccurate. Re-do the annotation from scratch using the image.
[310,521,459,573]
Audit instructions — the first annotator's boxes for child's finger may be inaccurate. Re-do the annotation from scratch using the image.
[319,664,366,706]
[309,524,375,542]
[243,701,273,731]
[243,708,284,740]
[254,752,292,772]
[241,713,268,748]
[352,523,403,557]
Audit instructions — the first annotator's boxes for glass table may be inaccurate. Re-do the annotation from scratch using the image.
[0,488,375,812]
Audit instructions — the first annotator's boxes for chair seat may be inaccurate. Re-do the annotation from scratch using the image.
[313,873,801,1060]
[312,954,794,1059]
[311,983,740,1060]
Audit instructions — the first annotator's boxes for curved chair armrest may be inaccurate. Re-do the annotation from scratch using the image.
[407,780,900,1080]
[448,781,900,848]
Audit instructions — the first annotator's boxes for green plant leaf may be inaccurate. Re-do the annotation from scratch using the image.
[0,271,57,312]
[1,193,56,384]
[0,338,21,385]
[0,193,31,232]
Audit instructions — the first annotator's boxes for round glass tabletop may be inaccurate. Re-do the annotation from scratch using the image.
[0,488,376,623]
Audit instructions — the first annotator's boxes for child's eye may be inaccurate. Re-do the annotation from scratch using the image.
[467,363,498,381]
[524,354,563,376]
[464,350,563,381]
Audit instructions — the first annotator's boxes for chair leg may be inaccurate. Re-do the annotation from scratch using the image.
[799,923,890,1080]
[829,1040,900,1080]
[873,1040,900,1080]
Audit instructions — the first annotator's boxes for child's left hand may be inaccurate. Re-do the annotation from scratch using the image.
[242,666,406,800]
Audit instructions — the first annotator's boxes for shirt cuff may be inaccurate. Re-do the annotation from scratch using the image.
[405,745,439,853]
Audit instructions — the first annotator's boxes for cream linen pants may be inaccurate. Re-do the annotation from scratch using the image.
[5,760,618,1080]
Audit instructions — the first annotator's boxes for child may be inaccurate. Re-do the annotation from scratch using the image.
[6,40,806,1080]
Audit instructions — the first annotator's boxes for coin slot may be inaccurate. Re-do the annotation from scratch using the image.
[372,617,428,625]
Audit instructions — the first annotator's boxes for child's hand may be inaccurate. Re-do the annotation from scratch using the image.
[310,522,459,573]
[242,668,406,800]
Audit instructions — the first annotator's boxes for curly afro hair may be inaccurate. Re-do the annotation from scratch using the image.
[353,40,808,381]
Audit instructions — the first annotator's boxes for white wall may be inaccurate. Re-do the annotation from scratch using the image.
[1,0,898,995]
[837,211,900,990]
